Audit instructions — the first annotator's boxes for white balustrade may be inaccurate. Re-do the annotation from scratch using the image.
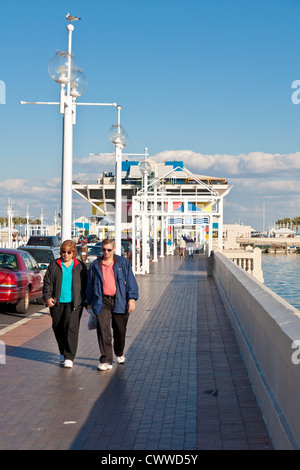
[219,245,264,283]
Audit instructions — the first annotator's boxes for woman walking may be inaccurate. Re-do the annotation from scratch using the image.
[43,240,87,368]
[179,236,186,258]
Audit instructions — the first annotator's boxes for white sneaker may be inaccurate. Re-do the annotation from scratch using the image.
[64,359,73,368]
[116,355,126,364]
[97,363,113,371]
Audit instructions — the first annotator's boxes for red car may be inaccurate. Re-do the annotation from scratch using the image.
[0,248,44,313]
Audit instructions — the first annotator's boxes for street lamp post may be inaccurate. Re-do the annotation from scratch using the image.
[40,208,44,236]
[26,206,30,241]
[109,106,128,255]
[7,198,13,248]
[48,25,85,241]
[21,16,117,242]
[139,155,152,274]
[152,180,159,262]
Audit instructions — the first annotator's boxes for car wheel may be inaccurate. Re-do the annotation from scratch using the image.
[15,287,30,314]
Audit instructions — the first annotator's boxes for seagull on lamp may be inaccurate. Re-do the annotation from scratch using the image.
[66,13,81,21]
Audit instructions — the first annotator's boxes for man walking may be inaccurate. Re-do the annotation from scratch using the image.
[86,238,138,371]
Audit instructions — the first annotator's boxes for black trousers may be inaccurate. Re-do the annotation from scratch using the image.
[50,303,82,361]
[96,295,129,364]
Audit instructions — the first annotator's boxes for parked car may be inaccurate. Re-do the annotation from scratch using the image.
[95,241,126,257]
[77,235,88,244]
[0,248,44,313]
[87,234,99,243]
[76,244,102,267]
[122,240,132,259]
[18,246,60,270]
[27,236,60,247]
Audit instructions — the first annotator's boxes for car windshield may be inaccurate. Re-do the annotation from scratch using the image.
[88,246,102,256]
[22,249,56,263]
[27,236,55,246]
[77,245,102,256]
[0,253,19,270]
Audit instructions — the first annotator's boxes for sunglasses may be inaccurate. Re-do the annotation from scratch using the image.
[62,250,72,255]
[102,248,113,252]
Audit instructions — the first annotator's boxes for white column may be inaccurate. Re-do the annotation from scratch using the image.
[26,206,30,242]
[152,185,158,262]
[142,205,148,275]
[167,196,172,255]
[115,142,122,255]
[61,97,73,241]
[61,24,74,242]
[208,216,213,255]
[131,198,136,274]
[40,209,44,236]
[136,215,141,273]
[114,106,122,256]
[7,199,12,249]
[160,194,164,257]
[218,197,223,250]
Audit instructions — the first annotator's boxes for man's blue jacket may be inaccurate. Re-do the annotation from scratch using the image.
[86,254,139,315]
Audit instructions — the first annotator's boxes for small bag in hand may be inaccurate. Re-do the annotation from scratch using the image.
[87,310,97,330]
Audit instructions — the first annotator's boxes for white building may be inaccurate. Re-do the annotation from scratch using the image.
[73,159,233,273]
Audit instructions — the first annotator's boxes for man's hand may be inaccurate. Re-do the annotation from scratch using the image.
[87,305,93,314]
[128,299,135,313]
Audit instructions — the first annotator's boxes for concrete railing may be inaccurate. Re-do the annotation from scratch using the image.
[222,246,264,283]
[212,250,300,450]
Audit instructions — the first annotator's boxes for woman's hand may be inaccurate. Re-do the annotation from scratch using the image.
[46,298,56,308]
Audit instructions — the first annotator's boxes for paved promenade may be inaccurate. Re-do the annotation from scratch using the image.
[0,254,273,450]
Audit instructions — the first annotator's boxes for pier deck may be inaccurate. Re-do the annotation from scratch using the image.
[0,254,273,450]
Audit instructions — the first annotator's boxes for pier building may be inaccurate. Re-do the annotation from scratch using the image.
[72,159,232,273]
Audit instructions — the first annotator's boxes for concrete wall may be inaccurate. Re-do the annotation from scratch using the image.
[213,250,300,450]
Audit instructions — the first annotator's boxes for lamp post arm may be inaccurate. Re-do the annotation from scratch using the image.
[20,101,118,107]
[76,102,117,107]
[20,101,60,105]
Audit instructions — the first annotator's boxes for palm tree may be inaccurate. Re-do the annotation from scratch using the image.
[292,216,300,234]
[283,218,292,229]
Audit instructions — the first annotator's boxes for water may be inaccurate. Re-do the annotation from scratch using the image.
[262,253,300,311]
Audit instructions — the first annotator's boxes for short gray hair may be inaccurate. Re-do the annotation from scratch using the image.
[101,238,115,248]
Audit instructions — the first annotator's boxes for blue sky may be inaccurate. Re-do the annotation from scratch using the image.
[1,0,300,230]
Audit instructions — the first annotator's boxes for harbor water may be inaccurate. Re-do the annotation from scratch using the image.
[262,253,300,311]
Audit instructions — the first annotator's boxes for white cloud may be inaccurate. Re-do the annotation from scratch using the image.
[0,178,60,196]
[74,153,115,170]
[149,150,300,178]
[0,178,61,219]
[1,149,300,227]
[230,178,300,194]
[0,179,30,193]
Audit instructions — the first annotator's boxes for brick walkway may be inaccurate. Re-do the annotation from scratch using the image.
[0,254,273,450]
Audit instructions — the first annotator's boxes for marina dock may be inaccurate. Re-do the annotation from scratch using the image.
[237,236,300,253]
